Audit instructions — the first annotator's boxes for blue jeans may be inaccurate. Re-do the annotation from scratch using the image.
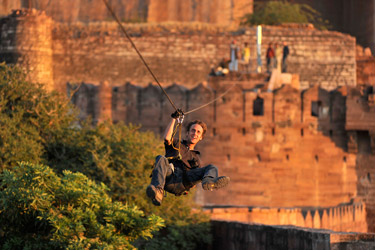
[150,155,218,195]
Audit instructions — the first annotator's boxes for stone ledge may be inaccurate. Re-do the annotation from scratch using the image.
[211,220,375,250]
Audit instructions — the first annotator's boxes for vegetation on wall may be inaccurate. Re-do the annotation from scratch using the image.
[0,63,211,249]
[241,1,330,30]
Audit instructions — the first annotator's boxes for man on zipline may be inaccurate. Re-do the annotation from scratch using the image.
[146,110,230,206]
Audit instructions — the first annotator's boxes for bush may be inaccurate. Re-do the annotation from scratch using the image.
[0,162,164,249]
[0,62,77,169]
[46,121,212,249]
[0,64,212,249]
[241,1,330,30]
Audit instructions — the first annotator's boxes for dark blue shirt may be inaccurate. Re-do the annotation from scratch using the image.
[164,139,202,171]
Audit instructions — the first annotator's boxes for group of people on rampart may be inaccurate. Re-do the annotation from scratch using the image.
[266,41,289,74]
[210,40,290,76]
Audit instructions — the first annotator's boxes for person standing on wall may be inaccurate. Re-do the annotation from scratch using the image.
[229,40,239,72]
[282,41,290,73]
[274,42,283,72]
[146,110,230,206]
[266,42,275,74]
[241,42,251,73]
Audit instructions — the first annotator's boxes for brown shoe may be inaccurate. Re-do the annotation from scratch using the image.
[146,185,164,206]
[202,176,230,191]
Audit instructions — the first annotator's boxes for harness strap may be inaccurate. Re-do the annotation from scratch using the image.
[170,114,184,160]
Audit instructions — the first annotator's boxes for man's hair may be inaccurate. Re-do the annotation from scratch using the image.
[186,120,207,138]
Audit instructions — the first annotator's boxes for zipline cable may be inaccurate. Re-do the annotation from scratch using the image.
[184,83,236,115]
[102,0,178,111]
[102,0,238,118]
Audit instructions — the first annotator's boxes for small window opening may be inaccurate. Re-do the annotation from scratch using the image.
[368,173,371,182]
[301,128,304,137]
[213,128,217,136]
[368,86,374,94]
[227,154,231,161]
[315,155,319,162]
[253,97,264,116]
[286,154,289,161]
[343,156,347,162]
[272,128,275,135]
[358,131,371,154]
[242,128,246,135]
[329,130,333,138]
[257,154,261,162]
[311,101,322,117]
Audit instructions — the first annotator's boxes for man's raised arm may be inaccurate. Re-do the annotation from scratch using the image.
[164,109,184,145]
[163,118,176,145]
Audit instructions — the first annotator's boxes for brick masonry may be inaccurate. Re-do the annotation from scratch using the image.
[68,73,375,233]
[0,9,54,90]
[0,9,357,93]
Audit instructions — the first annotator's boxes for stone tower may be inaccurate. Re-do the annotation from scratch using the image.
[0,8,54,91]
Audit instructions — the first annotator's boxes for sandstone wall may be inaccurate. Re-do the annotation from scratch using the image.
[49,22,356,93]
[0,0,149,23]
[148,0,253,26]
[211,220,375,250]
[345,87,375,231]
[0,9,54,90]
[0,11,357,92]
[70,79,359,210]
[206,201,367,233]
[0,0,251,25]
[357,57,375,87]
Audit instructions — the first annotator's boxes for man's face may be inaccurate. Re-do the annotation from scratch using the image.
[187,124,203,145]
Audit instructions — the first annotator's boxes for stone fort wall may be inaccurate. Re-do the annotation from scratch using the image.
[70,79,357,208]
[69,76,375,232]
[211,220,375,250]
[206,202,367,233]
[0,9,356,93]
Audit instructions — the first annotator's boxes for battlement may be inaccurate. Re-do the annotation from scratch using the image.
[206,201,367,233]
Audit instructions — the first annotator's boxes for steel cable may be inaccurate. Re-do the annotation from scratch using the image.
[102,0,178,111]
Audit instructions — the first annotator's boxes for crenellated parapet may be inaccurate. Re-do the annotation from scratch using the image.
[205,200,367,233]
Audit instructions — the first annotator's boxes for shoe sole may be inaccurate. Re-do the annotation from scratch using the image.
[146,185,161,206]
[203,176,230,191]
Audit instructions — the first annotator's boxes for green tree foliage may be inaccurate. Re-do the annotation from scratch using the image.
[46,121,212,249]
[0,62,76,169]
[0,162,164,249]
[0,64,212,249]
[241,1,330,30]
